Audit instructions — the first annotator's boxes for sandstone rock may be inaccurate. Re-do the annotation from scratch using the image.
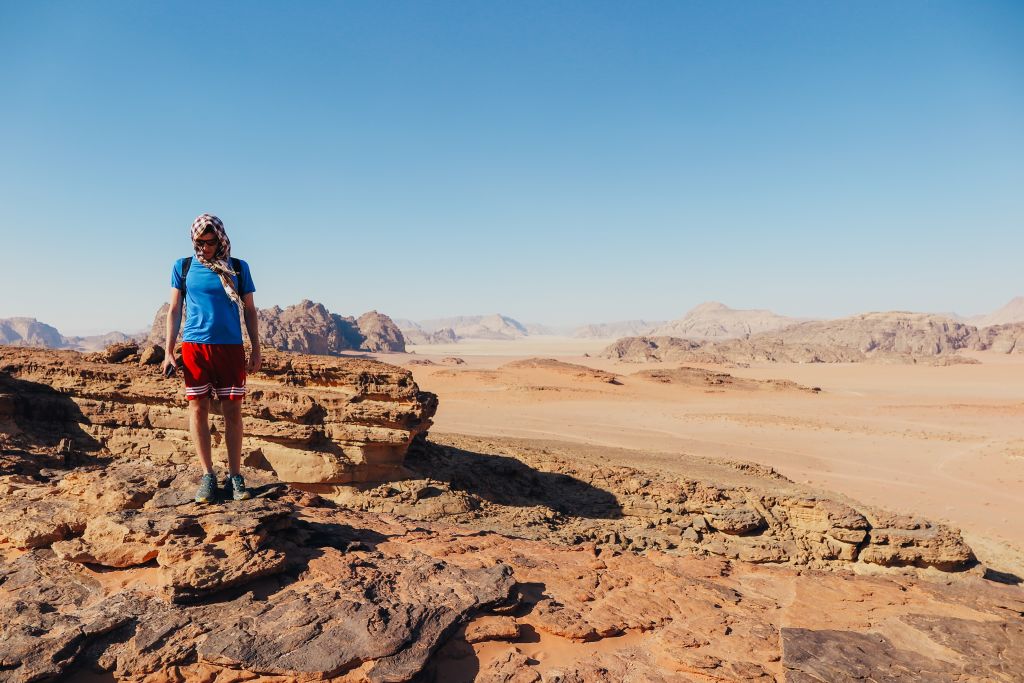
[138,344,164,365]
[257,299,364,354]
[357,310,406,352]
[859,521,975,570]
[704,506,766,535]
[0,345,437,486]
[88,341,140,364]
[0,454,1018,683]
[476,647,542,683]
[464,616,521,643]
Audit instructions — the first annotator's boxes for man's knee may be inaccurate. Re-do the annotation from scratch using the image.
[189,397,211,418]
[221,399,243,420]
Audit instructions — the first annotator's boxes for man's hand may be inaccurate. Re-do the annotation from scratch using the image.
[161,358,178,378]
[247,348,262,374]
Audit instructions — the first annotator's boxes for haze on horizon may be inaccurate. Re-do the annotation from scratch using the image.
[1,2,1022,336]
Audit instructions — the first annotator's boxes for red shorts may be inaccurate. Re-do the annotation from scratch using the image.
[181,342,247,401]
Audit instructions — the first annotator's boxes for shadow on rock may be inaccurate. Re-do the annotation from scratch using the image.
[983,567,1023,585]
[0,372,105,474]
[297,519,391,553]
[405,441,623,520]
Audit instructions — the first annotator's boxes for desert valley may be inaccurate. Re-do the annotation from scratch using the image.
[0,299,1022,681]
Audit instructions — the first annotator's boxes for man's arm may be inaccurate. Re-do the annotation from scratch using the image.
[162,288,184,375]
[242,292,261,373]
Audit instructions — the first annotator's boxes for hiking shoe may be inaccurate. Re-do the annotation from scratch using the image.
[226,474,252,501]
[194,473,219,504]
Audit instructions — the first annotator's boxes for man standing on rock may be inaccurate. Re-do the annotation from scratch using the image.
[161,213,261,503]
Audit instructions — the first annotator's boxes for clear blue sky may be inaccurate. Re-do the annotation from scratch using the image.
[1,2,1021,334]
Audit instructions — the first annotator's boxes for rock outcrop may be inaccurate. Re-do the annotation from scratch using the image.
[356,310,407,352]
[977,322,1024,354]
[0,345,436,485]
[146,299,407,355]
[329,434,975,572]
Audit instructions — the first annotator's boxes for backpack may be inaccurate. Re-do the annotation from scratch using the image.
[180,256,242,297]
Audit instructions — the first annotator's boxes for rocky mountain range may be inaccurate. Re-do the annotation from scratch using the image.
[603,312,1024,364]
[970,296,1024,328]
[399,314,531,343]
[0,317,144,352]
[650,301,806,340]
[571,319,665,339]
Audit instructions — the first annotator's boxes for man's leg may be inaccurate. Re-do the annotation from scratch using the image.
[222,398,243,476]
[189,396,214,474]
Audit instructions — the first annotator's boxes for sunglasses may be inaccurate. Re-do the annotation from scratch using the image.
[195,237,220,247]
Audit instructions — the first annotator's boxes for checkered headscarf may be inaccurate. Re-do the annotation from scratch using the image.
[190,213,242,306]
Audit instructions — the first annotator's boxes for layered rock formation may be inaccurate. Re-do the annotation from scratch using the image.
[331,434,974,572]
[147,299,406,354]
[651,301,803,340]
[0,345,436,485]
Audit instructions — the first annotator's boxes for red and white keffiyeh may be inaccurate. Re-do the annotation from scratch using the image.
[190,213,242,306]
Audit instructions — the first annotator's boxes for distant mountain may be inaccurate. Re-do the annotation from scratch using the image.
[64,330,146,352]
[0,317,144,352]
[0,318,65,348]
[399,314,530,341]
[650,302,805,340]
[971,297,1024,328]
[572,320,663,339]
[603,312,983,364]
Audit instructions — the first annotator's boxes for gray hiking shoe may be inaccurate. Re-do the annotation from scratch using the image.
[226,474,252,501]
[194,473,219,504]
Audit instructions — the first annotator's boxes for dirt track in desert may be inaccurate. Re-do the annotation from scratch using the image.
[378,341,1024,574]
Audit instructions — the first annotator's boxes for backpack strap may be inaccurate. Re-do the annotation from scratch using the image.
[231,257,241,276]
[180,257,192,295]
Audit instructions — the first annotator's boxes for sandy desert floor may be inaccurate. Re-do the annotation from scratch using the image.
[375,341,1024,574]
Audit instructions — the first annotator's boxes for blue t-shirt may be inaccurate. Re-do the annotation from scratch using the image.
[171,257,256,344]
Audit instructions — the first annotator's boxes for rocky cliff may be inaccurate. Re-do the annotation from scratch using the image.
[0,345,435,485]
